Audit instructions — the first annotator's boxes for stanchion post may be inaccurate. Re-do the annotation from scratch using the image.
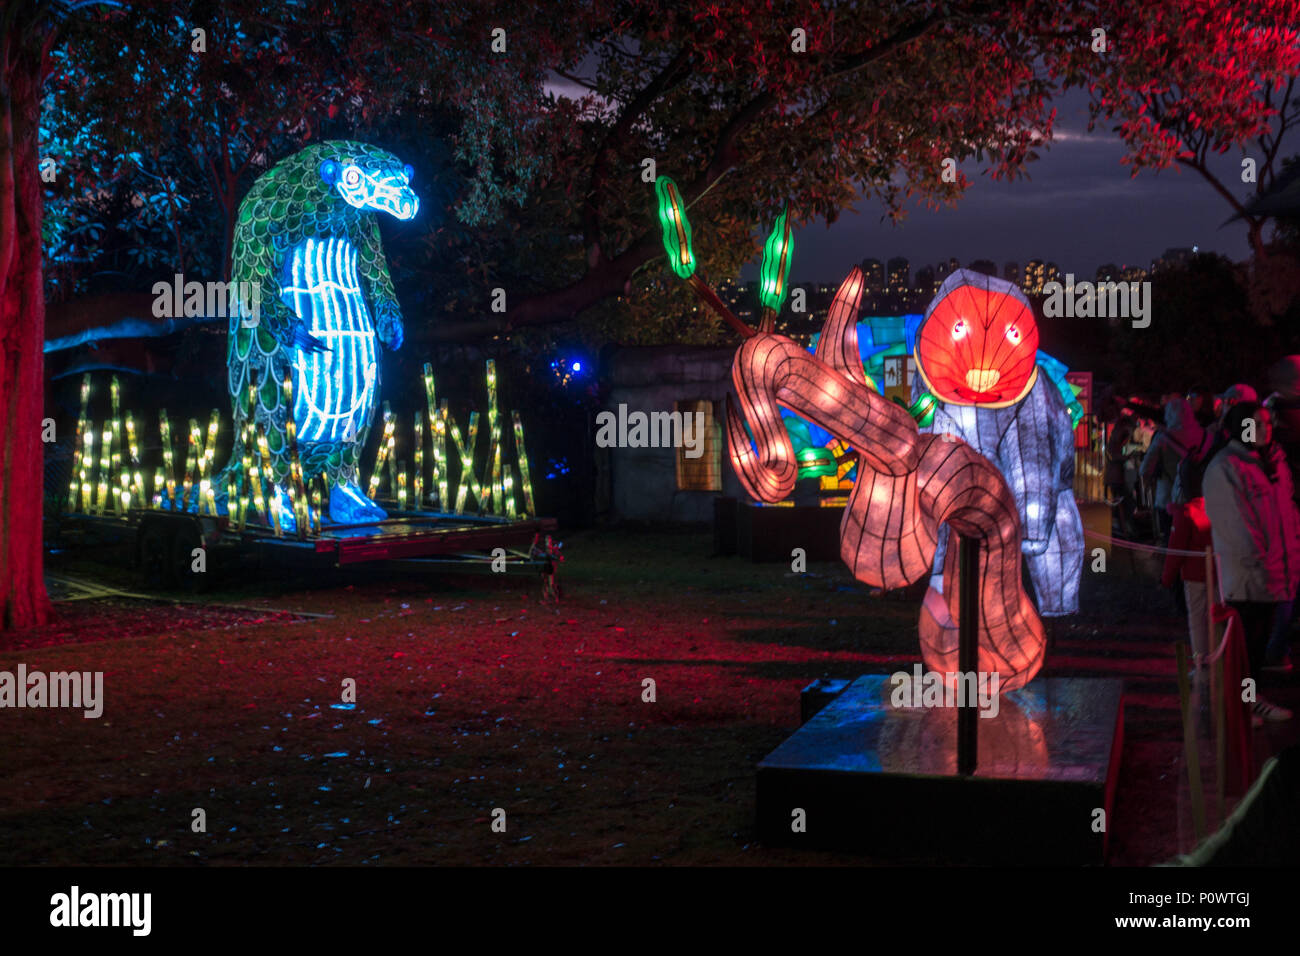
[957,534,979,776]
[1205,545,1225,823]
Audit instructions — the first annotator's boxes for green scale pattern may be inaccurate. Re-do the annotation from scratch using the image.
[221,141,408,492]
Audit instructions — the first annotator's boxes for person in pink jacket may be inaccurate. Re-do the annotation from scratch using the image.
[1203,401,1299,722]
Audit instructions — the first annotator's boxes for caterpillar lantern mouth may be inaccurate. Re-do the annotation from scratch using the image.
[965,368,1001,392]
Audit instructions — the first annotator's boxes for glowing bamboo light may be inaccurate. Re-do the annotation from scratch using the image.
[446,408,481,513]
[510,411,536,517]
[282,372,309,538]
[96,419,111,514]
[466,411,489,513]
[158,410,177,508]
[242,423,263,530]
[153,466,165,508]
[182,418,201,512]
[124,412,141,508]
[256,425,281,537]
[111,420,125,517]
[309,477,323,534]
[385,411,398,503]
[80,427,95,513]
[397,460,408,511]
[68,374,91,513]
[231,463,246,531]
[368,404,397,500]
[503,463,516,519]
[109,377,124,517]
[423,363,442,508]
[484,360,503,514]
[435,400,450,512]
[317,476,326,532]
[200,410,220,515]
[413,411,424,510]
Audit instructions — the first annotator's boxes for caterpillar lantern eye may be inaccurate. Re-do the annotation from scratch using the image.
[1005,325,1021,345]
[951,319,969,341]
[342,164,362,187]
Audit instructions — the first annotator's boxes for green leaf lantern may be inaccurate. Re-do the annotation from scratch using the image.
[655,177,695,279]
[759,206,793,314]
[797,446,838,478]
[909,392,938,428]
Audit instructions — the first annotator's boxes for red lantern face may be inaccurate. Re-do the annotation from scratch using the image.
[915,275,1039,407]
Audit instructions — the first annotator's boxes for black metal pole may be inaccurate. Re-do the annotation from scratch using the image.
[957,534,980,776]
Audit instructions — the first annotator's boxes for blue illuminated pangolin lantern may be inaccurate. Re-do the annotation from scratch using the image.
[220,141,419,529]
[910,269,1084,616]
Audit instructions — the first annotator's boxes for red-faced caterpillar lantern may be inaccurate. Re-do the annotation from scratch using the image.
[914,273,1040,408]
[726,267,1046,691]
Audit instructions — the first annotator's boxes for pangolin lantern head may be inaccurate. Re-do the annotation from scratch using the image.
[915,269,1039,408]
[319,142,419,221]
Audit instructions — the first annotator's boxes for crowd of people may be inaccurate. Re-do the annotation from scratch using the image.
[1103,357,1300,725]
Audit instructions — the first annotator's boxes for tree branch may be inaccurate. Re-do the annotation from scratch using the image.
[434,7,958,342]
[581,46,691,265]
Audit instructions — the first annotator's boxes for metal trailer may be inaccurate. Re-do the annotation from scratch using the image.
[51,507,560,593]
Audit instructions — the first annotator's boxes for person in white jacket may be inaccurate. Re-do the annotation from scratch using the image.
[1203,401,1299,722]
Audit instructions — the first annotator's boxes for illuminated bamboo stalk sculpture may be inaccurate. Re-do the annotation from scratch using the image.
[484,360,503,514]
[256,425,281,537]
[153,467,165,508]
[125,412,141,509]
[423,363,442,508]
[68,374,91,513]
[110,377,124,517]
[385,410,398,502]
[80,426,95,513]
[446,408,481,513]
[435,400,450,512]
[316,476,326,533]
[111,419,125,516]
[397,460,408,511]
[182,421,201,515]
[158,410,177,508]
[96,419,111,514]
[228,476,240,526]
[200,410,220,515]
[281,372,309,539]
[309,477,323,533]
[239,425,256,530]
[413,411,424,510]
[510,411,536,517]
[503,463,516,519]
[465,411,486,513]
[367,405,397,500]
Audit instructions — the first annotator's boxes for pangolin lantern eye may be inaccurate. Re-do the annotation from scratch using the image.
[341,164,362,187]
[1005,324,1021,345]
[951,319,969,341]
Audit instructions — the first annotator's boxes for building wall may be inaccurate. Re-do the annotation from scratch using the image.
[604,346,746,522]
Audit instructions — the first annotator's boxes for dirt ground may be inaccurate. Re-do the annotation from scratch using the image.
[2,529,1296,866]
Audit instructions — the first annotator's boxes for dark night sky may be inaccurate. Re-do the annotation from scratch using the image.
[754,90,1256,284]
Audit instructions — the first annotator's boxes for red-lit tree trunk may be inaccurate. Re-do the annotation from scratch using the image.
[0,11,51,629]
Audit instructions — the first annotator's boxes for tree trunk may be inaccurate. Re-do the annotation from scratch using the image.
[0,32,52,629]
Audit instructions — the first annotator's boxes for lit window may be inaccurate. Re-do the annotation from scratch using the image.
[675,400,722,492]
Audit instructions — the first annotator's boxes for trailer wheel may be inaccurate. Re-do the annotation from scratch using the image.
[139,523,175,591]
[172,524,210,593]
